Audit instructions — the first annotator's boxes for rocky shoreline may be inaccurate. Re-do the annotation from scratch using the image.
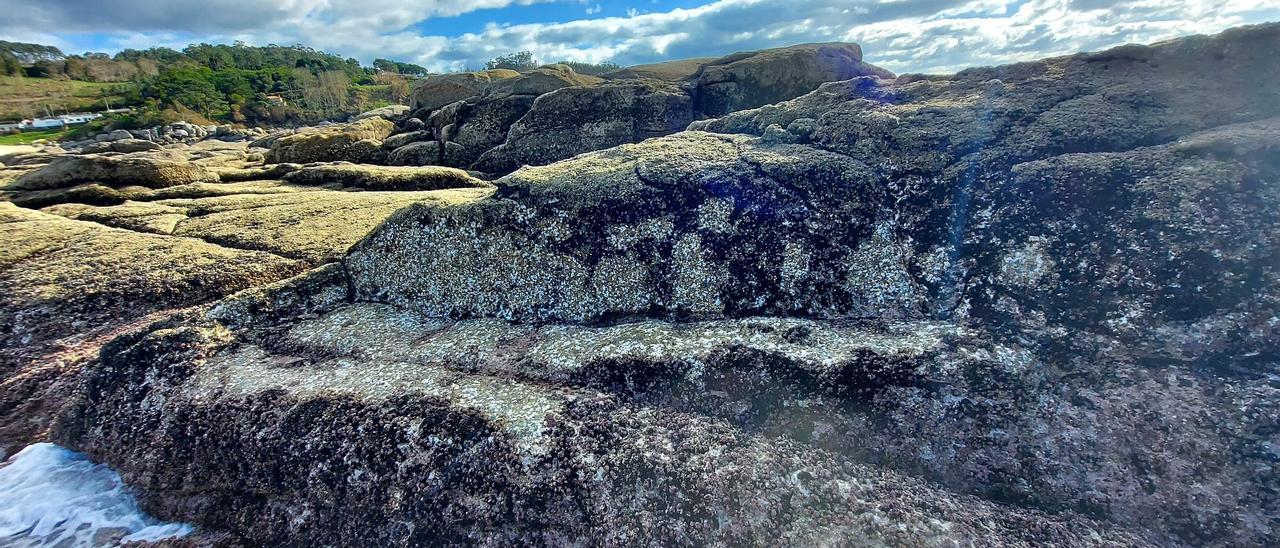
[2,26,1278,546]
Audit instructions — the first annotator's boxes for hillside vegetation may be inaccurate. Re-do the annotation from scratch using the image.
[0,76,134,120]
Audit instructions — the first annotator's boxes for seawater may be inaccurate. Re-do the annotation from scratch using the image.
[0,443,191,547]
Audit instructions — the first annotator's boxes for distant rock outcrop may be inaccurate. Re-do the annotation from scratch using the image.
[410,69,519,112]
[388,43,894,174]
[685,42,894,116]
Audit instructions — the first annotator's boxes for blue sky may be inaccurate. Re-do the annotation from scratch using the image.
[2,0,1278,74]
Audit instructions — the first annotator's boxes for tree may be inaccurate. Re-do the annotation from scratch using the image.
[554,60,622,75]
[146,67,228,116]
[0,40,64,64]
[374,72,410,103]
[297,69,350,115]
[373,58,429,77]
[0,52,22,76]
[485,51,538,71]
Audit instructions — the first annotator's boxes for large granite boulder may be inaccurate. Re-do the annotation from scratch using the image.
[264,118,395,164]
[410,69,520,112]
[441,95,541,167]
[482,64,602,98]
[11,154,220,190]
[474,80,695,173]
[685,42,894,117]
[57,289,1153,546]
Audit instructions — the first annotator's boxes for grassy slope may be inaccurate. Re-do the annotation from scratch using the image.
[0,129,67,145]
[0,76,136,120]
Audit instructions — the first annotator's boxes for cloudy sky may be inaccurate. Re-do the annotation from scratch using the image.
[2,0,1277,74]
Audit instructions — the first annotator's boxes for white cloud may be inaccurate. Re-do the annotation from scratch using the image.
[1,0,1276,74]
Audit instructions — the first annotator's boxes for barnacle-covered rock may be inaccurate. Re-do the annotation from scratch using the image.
[59,290,1155,546]
[29,23,1280,548]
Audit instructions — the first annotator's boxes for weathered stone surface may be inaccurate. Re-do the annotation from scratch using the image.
[281,162,493,191]
[107,138,165,153]
[81,138,164,154]
[481,64,602,98]
[445,94,539,167]
[685,42,894,117]
[381,130,432,150]
[0,203,305,454]
[353,104,410,121]
[166,187,493,263]
[387,141,441,166]
[59,295,1154,546]
[0,205,304,345]
[264,118,395,164]
[386,140,473,166]
[388,47,889,174]
[604,57,716,81]
[10,154,220,191]
[336,25,1280,546]
[410,69,519,112]
[474,80,695,172]
[42,200,189,234]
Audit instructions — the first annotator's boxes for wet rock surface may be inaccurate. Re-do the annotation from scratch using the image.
[1,24,1277,547]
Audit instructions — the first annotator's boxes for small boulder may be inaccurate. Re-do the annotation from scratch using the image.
[388,141,440,166]
[105,129,133,141]
[110,139,164,153]
[400,117,426,132]
[383,130,433,150]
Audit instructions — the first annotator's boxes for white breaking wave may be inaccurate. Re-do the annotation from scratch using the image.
[0,443,192,547]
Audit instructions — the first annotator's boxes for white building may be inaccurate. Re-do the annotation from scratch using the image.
[23,112,102,129]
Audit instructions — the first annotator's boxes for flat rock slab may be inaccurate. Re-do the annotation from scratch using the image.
[281,162,493,191]
[0,203,306,454]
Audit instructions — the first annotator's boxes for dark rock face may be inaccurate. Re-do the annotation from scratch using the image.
[49,24,1280,548]
[474,80,695,173]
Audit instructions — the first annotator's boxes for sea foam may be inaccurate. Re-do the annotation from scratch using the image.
[0,443,191,547]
